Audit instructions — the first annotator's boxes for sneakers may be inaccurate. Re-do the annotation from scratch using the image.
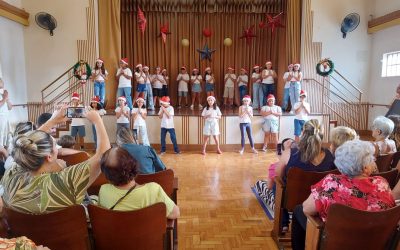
[239,149,244,154]
[261,146,267,152]
[175,151,181,154]
[252,148,258,154]
[160,152,166,155]
[190,105,194,110]
[198,104,203,109]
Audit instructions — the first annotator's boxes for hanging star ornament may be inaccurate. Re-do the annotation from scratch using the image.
[159,22,171,44]
[239,25,257,45]
[196,44,216,61]
[259,12,285,34]
[137,6,146,35]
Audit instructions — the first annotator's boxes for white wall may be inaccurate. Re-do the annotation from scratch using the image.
[311,0,373,100]
[22,0,89,101]
[0,0,28,126]
[367,0,400,125]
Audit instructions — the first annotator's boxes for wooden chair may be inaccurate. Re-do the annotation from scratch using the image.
[272,168,340,246]
[2,205,90,250]
[391,151,400,169]
[372,168,399,189]
[58,151,90,167]
[87,173,108,195]
[305,204,400,250]
[88,203,167,250]
[376,153,395,172]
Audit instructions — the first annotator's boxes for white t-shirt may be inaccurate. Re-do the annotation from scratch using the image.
[162,76,169,86]
[237,75,249,87]
[177,73,190,92]
[262,69,275,84]
[144,73,151,84]
[252,72,261,84]
[224,74,237,88]
[131,108,147,127]
[134,71,146,84]
[152,74,163,89]
[93,69,108,82]
[158,106,174,128]
[0,94,9,115]
[205,74,214,84]
[201,107,222,122]
[283,72,291,88]
[71,105,85,126]
[261,105,282,121]
[115,106,131,124]
[117,68,133,88]
[191,75,202,84]
[238,105,253,123]
[294,101,310,120]
[289,71,302,82]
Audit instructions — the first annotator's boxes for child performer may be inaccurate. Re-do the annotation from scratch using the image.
[190,68,203,109]
[282,64,293,112]
[251,65,262,110]
[223,67,237,108]
[177,66,190,108]
[116,58,133,109]
[70,92,86,149]
[115,96,131,131]
[152,66,163,108]
[0,78,12,148]
[204,67,215,97]
[237,68,249,101]
[261,94,282,151]
[289,63,302,112]
[293,90,310,142]
[261,61,276,106]
[91,58,108,106]
[158,96,180,154]
[132,97,150,146]
[143,66,155,111]
[89,96,106,148]
[238,95,258,154]
[161,69,169,97]
[201,96,222,155]
[134,63,146,100]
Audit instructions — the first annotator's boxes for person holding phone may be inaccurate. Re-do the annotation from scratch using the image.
[70,92,85,149]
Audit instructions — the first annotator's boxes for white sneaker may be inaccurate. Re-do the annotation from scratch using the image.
[239,149,244,154]
[190,105,194,110]
[261,146,267,152]
[252,148,258,154]
[198,104,203,109]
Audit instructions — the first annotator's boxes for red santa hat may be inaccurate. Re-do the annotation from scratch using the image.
[205,67,211,72]
[265,61,272,65]
[253,65,260,69]
[71,92,80,101]
[288,63,294,67]
[300,90,307,97]
[192,68,199,72]
[294,63,301,68]
[136,97,145,103]
[267,94,275,101]
[160,96,170,105]
[143,65,149,70]
[96,58,104,63]
[242,95,251,102]
[135,63,143,68]
[227,67,235,71]
[91,96,100,103]
[118,96,127,103]
[180,66,186,70]
[240,68,247,73]
[120,58,129,65]
[207,95,216,102]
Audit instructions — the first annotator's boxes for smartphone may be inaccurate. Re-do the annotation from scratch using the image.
[66,107,86,118]
[277,143,282,155]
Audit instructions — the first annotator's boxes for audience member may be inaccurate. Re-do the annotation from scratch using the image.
[371,116,396,155]
[388,115,400,151]
[57,135,89,157]
[37,113,52,127]
[98,147,179,219]
[329,126,357,154]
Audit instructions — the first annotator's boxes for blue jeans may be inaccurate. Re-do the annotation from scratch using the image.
[145,83,154,109]
[161,128,180,153]
[261,84,275,106]
[94,81,105,104]
[133,125,150,146]
[252,83,261,109]
[289,82,301,111]
[117,87,133,109]
[281,88,290,111]
[240,123,254,148]
[239,86,247,102]
[92,124,97,148]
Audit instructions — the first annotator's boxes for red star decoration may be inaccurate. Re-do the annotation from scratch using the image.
[159,22,171,44]
[259,12,285,34]
[137,7,146,35]
[239,25,256,45]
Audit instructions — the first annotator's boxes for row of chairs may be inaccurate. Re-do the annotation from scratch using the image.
[272,167,400,249]
[375,151,400,172]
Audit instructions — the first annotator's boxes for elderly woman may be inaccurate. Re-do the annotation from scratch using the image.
[98,147,179,219]
[291,140,395,250]
[388,115,400,152]
[372,116,396,155]
[329,126,357,154]
[0,106,110,214]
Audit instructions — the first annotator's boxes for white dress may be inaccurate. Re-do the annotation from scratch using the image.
[0,93,10,147]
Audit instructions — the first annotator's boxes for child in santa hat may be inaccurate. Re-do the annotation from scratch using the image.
[282,64,293,112]
[223,67,237,108]
[176,66,190,108]
[261,61,277,106]
[132,97,150,146]
[70,92,86,149]
[190,68,203,109]
[89,96,106,147]
[237,68,249,101]
[251,65,262,110]
[261,94,282,151]
[158,96,180,154]
[91,58,108,106]
[0,78,12,148]
[115,96,131,132]
[143,66,155,110]
[293,90,310,142]
[289,63,302,112]
[134,63,147,101]
[201,95,222,155]
[116,58,133,109]
[152,66,164,108]
[204,67,215,97]
[238,95,257,154]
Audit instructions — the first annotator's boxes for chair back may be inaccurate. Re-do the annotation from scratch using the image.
[285,168,340,211]
[391,151,400,169]
[2,205,90,250]
[58,151,90,167]
[372,168,398,189]
[135,169,174,197]
[322,204,400,250]
[376,153,394,172]
[87,173,108,195]
[88,203,167,250]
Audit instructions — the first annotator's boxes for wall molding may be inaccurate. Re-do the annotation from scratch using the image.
[0,0,29,26]
[368,10,400,34]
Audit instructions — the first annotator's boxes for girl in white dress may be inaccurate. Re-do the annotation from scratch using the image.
[201,96,222,155]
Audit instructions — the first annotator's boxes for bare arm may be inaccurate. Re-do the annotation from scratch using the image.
[392,180,400,200]
[167,205,180,220]
[302,194,318,216]
[140,109,147,119]
[115,108,122,119]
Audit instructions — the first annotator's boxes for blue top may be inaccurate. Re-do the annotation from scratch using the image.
[283,147,336,184]
[122,143,166,174]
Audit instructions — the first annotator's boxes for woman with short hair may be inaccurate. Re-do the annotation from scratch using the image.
[329,126,357,154]
[371,116,396,155]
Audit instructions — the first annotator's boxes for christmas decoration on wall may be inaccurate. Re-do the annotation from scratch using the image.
[137,7,146,34]
[259,12,285,34]
[197,44,216,61]
[239,25,256,45]
[316,58,335,77]
[223,38,233,46]
[202,28,212,38]
[159,23,171,44]
[73,60,92,84]
[181,38,190,47]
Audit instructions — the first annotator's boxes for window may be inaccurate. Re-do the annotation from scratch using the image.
[382,51,400,77]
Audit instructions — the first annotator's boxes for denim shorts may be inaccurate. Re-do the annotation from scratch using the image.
[136,83,147,92]
[178,91,188,97]
[262,119,279,133]
[205,83,214,92]
[294,119,306,136]
[192,84,202,93]
[71,125,86,137]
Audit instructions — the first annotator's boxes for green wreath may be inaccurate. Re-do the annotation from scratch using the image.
[316,58,334,77]
[73,60,92,82]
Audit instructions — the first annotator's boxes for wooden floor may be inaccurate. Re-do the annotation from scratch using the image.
[160,150,279,250]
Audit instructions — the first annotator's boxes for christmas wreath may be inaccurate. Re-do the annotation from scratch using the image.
[316,58,334,77]
[73,60,92,84]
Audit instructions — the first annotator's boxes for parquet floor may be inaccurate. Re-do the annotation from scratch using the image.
[160,150,279,250]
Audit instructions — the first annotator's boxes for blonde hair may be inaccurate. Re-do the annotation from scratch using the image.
[298,119,324,163]
[330,126,357,151]
[116,127,136,146]
[12,130,54,171]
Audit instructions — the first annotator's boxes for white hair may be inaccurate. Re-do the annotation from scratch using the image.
[373,116,394,138]
[334,140,375,177]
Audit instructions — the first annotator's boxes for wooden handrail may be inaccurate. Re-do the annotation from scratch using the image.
[41,65,75,93]
[12,103,27,108]
[329,75,360,101]
[369,103,389,107]
[333,69,363,94]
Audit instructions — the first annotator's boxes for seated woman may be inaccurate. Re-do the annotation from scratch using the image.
[388,115,400,152]
[0,106,110,214]
[291,140,395,250]
[371,116,396,155]
[57,135,89,157]
[329,126,357,154]
[98,147,179,219]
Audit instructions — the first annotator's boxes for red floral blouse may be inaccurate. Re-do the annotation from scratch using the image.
[311,174,395,221]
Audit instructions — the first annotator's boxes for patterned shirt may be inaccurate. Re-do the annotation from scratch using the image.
[311,174,395,221]
[1,162,90,214]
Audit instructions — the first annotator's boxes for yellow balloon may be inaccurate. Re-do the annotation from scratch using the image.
[181,38,190,47]
[223,38,232,46]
